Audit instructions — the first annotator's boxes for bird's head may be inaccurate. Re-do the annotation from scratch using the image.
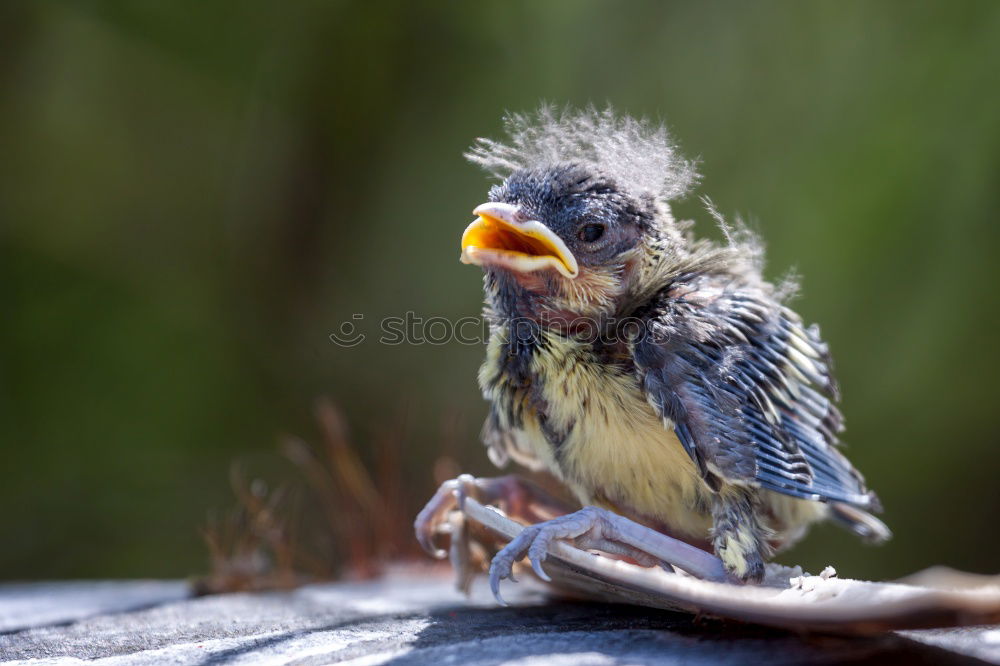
[461,164,654,319]
[460,106,699,324]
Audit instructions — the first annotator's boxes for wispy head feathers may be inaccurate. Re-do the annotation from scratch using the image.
[465,105,699,205]
[466,106,792,301]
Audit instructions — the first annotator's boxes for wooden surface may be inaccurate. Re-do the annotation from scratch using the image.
[1,571,999,664]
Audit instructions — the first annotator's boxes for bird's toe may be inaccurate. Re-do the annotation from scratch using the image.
[414,478,462,558]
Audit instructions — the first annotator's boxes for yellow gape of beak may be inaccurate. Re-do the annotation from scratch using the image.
[460,202,579,279]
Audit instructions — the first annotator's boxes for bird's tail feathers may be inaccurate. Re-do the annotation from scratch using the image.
[829,502,892,544]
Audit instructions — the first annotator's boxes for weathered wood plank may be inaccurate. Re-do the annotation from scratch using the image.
[1,576,997,664]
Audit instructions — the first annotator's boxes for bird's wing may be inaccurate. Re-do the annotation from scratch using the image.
[631,275,878,508]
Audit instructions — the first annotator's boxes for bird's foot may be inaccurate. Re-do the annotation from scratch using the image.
[413,474,486,592]
[488,506,730,605]
[414,474,479,560]
[414,474,575,592]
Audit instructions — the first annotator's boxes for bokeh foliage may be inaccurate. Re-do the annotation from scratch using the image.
[1,0,998,580]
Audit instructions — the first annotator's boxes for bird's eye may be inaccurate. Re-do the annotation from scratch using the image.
[578,223,605,243]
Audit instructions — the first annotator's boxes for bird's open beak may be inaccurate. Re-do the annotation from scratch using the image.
[460,202,579,279]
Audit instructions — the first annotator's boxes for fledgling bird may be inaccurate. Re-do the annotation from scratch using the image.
[452,107,888,590]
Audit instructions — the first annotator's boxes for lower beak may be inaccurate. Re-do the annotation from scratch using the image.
[460,202,579,278]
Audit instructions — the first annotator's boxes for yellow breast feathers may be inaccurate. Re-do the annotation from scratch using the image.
[481,329,714,538]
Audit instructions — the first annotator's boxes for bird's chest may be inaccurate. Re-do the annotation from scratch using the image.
[480,330,708,532]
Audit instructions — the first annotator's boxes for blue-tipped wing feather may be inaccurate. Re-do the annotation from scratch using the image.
[633,274,880,510]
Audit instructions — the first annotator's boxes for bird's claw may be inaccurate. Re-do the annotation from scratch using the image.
[487,509,601,603]
[417,481,727,603]
[531,554,552,582]
[486,523,548,605]
[414,474,478,559]
[487,506,730,603]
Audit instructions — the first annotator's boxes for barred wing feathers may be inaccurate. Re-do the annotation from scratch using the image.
[632,275,880,510]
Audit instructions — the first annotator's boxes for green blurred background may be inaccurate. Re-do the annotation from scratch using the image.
[2,0,998,581]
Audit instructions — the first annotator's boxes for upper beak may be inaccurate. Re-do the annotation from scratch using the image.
[460,202,579,278]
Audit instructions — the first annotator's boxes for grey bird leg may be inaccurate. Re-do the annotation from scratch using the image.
[489,506,729,605]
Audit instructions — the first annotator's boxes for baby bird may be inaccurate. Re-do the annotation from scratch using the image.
[452,107,888,592]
